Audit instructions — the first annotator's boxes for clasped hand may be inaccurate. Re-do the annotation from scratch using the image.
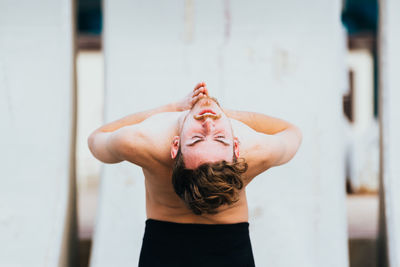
[175,82,209,111]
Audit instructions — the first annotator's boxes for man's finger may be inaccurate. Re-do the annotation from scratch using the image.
[203,87,209,96]
[191,93,205,104]
[193,92,204,99]
[193,87,206,97]
[193,82,206,92]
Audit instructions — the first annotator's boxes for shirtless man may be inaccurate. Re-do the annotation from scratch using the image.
[88,82,302,267]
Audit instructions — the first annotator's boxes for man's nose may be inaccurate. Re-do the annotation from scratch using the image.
[202,117,214,132]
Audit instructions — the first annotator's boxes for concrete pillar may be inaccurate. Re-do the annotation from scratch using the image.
[0,1,77,266]
[91,1,348,266]
[378,0,400,266]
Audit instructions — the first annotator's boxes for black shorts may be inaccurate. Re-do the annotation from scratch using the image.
[138,219,255,267]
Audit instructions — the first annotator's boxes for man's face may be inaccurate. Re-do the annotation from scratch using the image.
[171,97,239,169]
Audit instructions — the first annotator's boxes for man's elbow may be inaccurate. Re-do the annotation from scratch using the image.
[286,125,302,160]
[287,125,302,162]
[87,131,96,154]
[292,125,303,149]
[87,131,98,159]
[273,125,302,166]
[87,131,124,164]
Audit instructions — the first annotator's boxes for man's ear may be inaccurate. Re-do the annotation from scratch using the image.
[233,137,240,158]
[171,136,180,159]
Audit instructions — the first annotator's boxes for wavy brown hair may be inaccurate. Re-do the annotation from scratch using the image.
[172,149,248,215]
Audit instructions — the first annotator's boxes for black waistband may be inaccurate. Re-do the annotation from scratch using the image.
[145,218,249,237]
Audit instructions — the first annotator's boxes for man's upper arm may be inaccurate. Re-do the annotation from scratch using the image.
[231,119,302,181]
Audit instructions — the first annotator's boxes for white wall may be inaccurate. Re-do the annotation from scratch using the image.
[0,1,76,266]
[379,0,400,265]
[91,1,349,266]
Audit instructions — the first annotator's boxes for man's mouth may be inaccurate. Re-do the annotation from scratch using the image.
[194,109,221,120]
[199,109,216,116]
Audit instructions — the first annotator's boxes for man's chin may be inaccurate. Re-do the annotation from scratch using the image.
[192,96,220,109]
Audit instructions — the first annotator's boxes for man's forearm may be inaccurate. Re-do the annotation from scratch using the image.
[94,102,180,133]
[224,109,293,135]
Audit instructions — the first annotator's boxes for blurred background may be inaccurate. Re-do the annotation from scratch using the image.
[77,0,379,265]
[1,0,399,266]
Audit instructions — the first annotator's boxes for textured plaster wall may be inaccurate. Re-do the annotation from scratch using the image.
[91,1,349,266]
[379,0,400,265]
[0,1,76,266]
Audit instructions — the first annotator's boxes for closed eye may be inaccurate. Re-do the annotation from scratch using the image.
[214,136,231,146]
[187,136,203,146]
